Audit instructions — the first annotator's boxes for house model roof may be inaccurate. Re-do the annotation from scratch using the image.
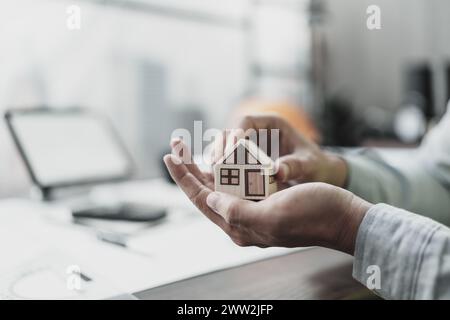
[217,138,274,167]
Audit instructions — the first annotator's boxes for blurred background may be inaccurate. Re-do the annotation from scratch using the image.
[2,0,450,198]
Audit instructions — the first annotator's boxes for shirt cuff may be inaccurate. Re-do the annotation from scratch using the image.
[352,203,440,299]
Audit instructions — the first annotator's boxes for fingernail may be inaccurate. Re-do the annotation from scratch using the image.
[170,137,182,148]
[206,192,220,212]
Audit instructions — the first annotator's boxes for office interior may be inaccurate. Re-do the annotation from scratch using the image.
[1,0,450,300]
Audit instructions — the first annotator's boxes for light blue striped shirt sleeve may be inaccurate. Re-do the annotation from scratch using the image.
[353,203,450,299]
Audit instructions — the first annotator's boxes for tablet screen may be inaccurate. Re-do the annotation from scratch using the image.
[8,110,132,188]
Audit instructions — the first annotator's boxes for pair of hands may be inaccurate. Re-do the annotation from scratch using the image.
[164,115,371,255]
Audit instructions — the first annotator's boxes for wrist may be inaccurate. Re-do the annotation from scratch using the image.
[323,152,349,188]
[336,193,372,255]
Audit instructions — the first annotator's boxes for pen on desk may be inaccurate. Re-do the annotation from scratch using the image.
[95,230,153,258]
[96,230,127,247]
[72,218,153,257]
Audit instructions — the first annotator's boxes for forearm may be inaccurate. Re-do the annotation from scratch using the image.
[353,203,450,299]
[341,149,450,226]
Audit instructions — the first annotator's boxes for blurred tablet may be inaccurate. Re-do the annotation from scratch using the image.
[4,107,133,191]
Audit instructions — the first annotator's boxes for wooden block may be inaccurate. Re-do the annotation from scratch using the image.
[213,139,277,200]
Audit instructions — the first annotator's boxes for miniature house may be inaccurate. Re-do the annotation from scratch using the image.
[214,139,277,200]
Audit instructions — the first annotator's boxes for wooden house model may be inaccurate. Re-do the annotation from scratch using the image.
[213,139,277,200]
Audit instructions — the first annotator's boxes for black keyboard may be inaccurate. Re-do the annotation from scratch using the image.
[72,203,167,222]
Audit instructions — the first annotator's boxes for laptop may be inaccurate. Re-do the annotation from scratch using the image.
[4,107,166,222]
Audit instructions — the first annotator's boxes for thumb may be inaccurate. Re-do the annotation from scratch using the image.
[206,192,256,227]
[276,154,308,183]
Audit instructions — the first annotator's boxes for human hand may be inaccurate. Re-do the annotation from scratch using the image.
[211,114,348,187]
[164,143,371,255]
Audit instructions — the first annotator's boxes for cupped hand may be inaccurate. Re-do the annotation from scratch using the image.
[164,143,371,255]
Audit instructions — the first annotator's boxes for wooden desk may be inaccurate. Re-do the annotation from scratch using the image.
[134,247,377,300]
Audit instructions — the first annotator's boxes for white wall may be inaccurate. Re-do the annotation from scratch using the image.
[323,0,450,115]
[0,0,250,196]
[0,0,311,197]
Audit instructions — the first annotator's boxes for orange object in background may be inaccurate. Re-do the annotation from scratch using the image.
[232,99,321,143]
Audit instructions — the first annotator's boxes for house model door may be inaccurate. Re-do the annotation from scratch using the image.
[245,169,265,197]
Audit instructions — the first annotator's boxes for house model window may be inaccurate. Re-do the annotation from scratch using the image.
[220,168,239,185]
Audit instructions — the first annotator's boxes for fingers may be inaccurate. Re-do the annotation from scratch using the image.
[171,138,211,187]
[211,115,280,162]
[211,130,227,164]
[276,154,309,183]
[163,154,228,230]
[206,192,259,228]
